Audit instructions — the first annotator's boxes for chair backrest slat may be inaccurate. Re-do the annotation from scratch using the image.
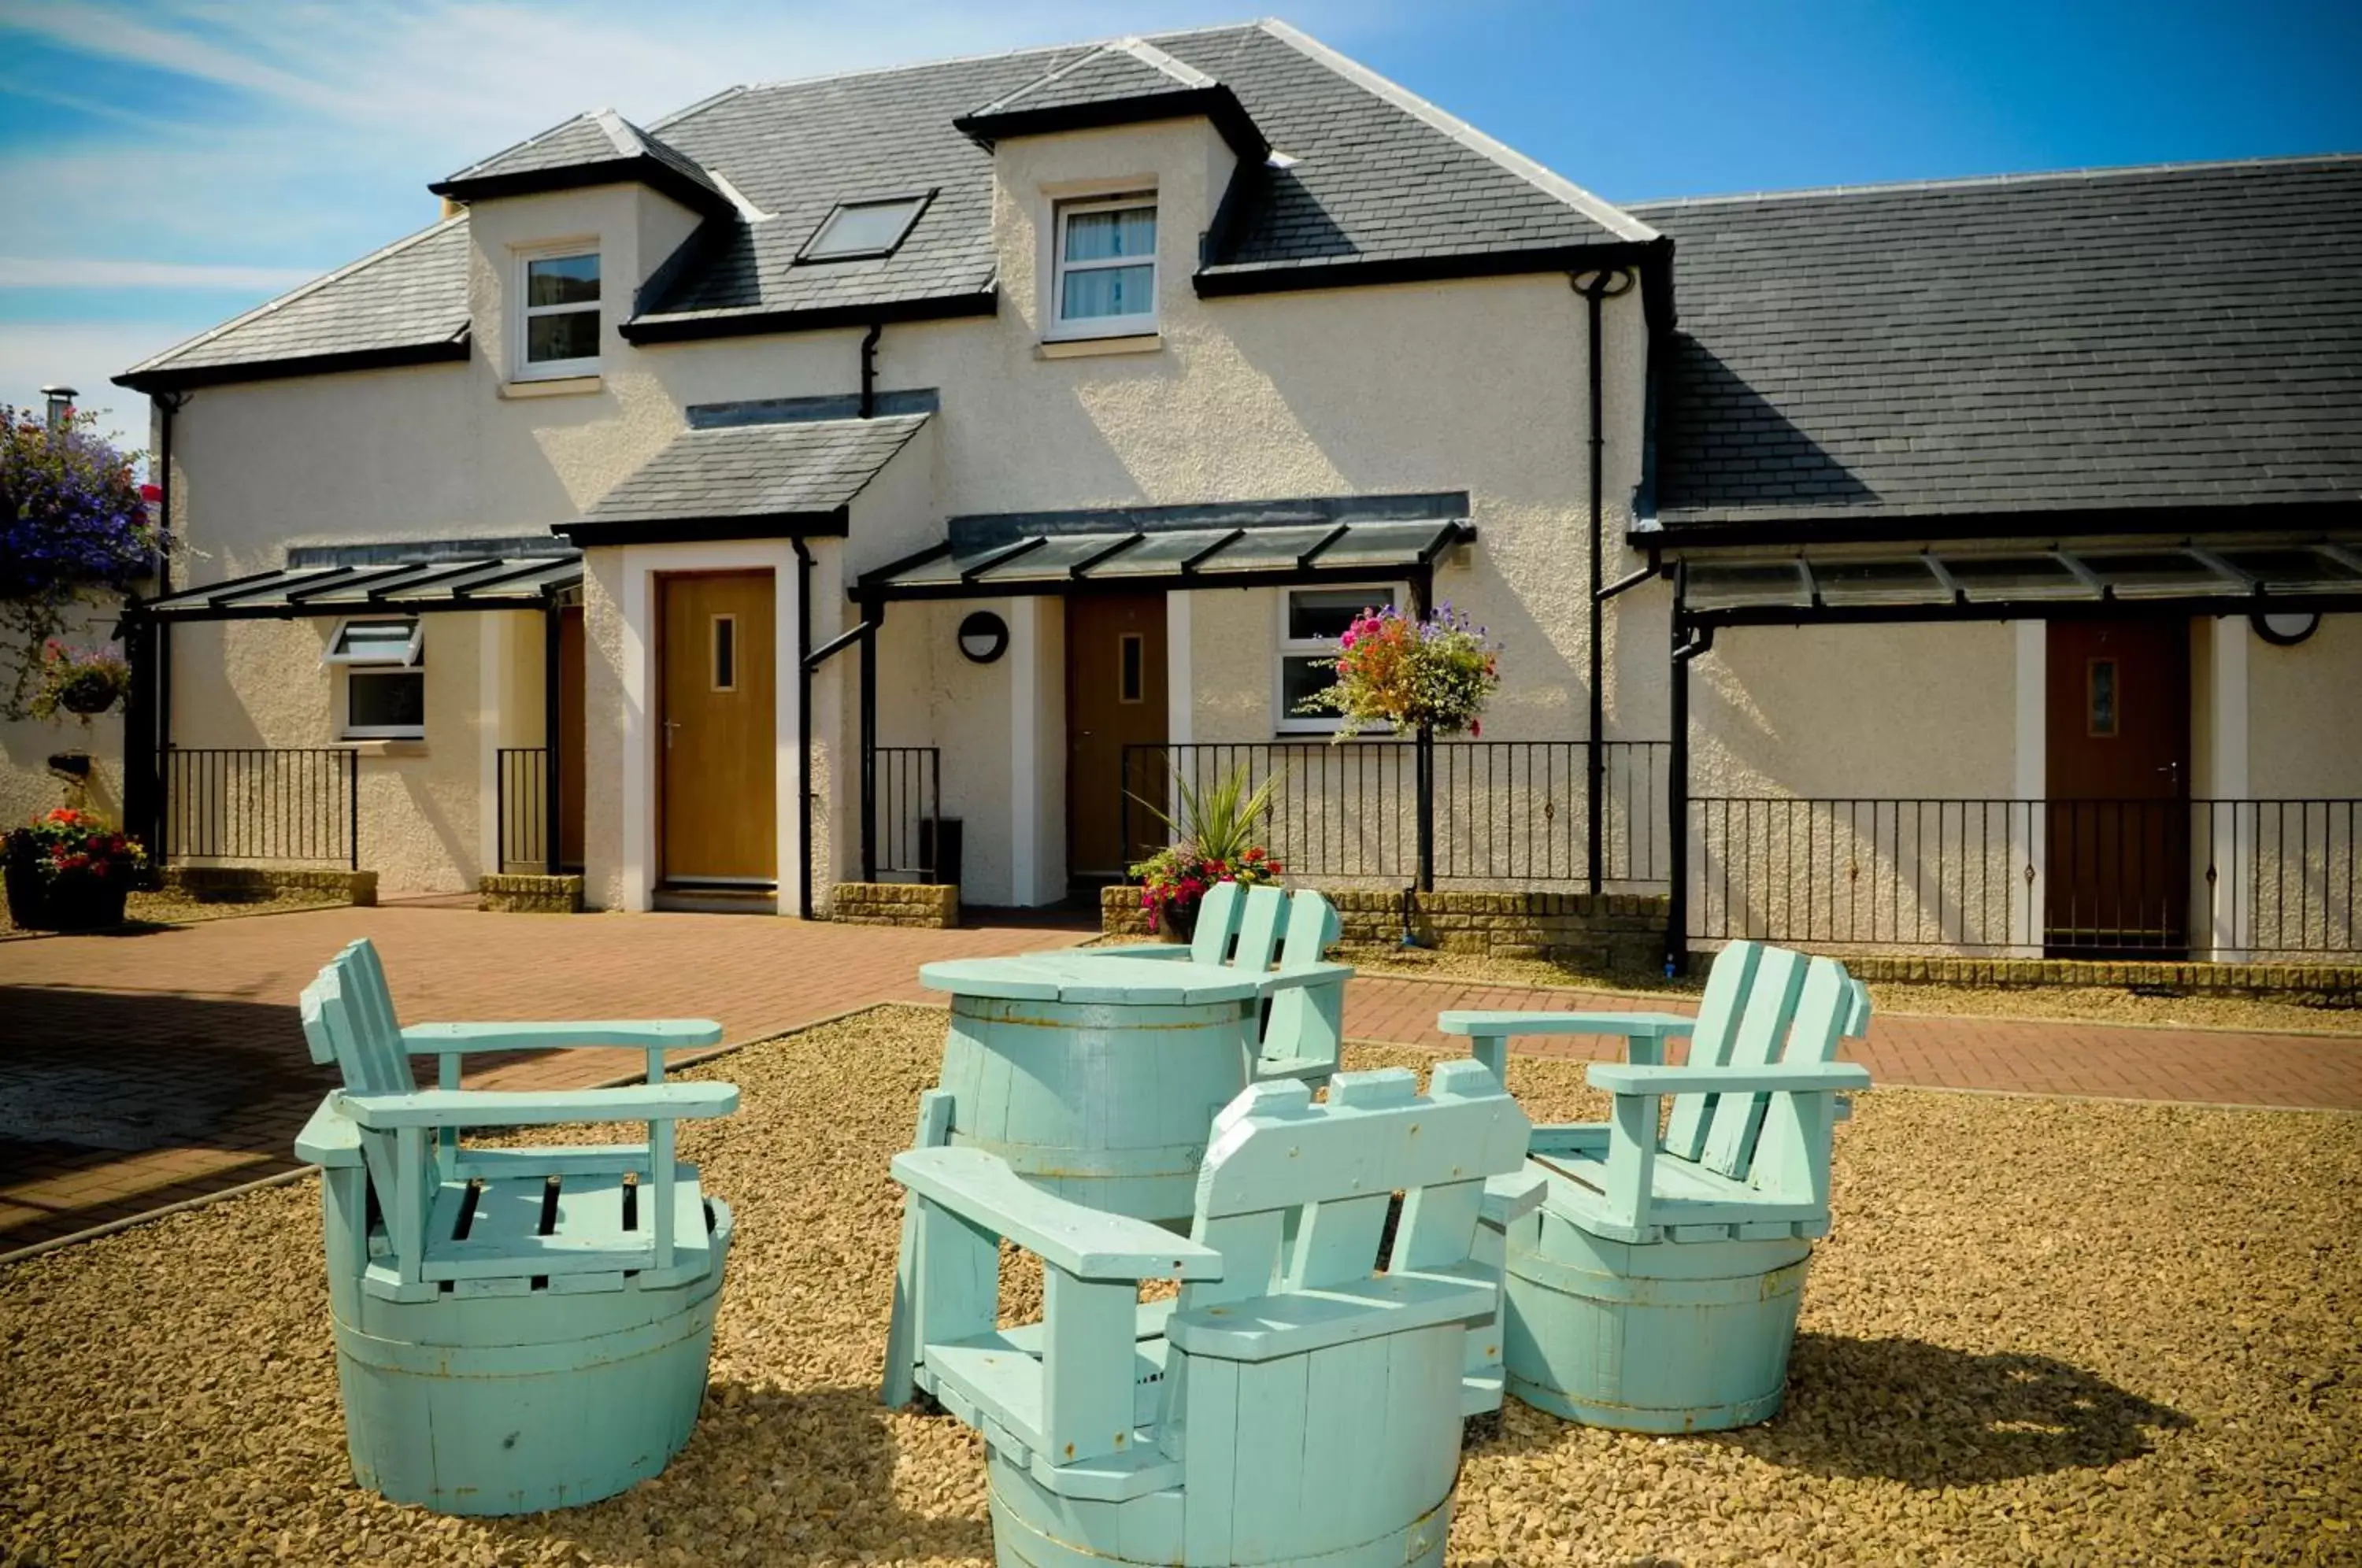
[1662,940,1764,1160]
[310,939,414,1096]
[1273,889,1339,974]
[1261,890,1342,1070]
[1188,882,1244,966]
[302,970,418,1222]
[1696,947,1809,1178]
[1229,885,1286,974]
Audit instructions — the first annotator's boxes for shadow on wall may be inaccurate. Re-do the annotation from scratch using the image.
[1717,1333,2191,1486]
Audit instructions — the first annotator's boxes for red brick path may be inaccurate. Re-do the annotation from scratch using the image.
[3,906,2356,1254]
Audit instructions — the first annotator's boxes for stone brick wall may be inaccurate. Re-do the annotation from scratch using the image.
[477,874,583,915]
[1838,952,2362,1001]
[831,882,960,929]
[164,866,376,906]
[1101,884,1667,972]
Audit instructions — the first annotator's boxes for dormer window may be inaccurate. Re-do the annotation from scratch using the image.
[517,246,600,379]
[797,192,931,263]
[1051,195,1157,338]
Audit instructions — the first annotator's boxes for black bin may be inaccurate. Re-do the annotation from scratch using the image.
[919,817,963,889]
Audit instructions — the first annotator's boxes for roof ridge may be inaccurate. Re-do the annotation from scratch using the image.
[590,107,643,157]
[122,217,466,375]
[1109,36,1219,89]
[731,20,1258,98]
[1254,19,1658,246]
[1625,151,2362,211]
[444,109,607,182]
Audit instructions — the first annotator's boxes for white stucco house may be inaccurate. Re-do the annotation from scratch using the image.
[98,20,2360,964]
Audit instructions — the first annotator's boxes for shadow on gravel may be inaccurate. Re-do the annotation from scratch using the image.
[1723,1333,2191,1485]
[477,1384,994,1564]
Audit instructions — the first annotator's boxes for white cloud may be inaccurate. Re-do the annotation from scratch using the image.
[0,257,320,288]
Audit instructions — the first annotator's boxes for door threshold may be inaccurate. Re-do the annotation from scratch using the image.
[654,882,779,915]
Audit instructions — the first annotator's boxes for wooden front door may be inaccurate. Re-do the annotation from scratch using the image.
[1066,594,1167,879]
[661,572,776,884]
[558,606,586,867]
[2045,619,2190,955]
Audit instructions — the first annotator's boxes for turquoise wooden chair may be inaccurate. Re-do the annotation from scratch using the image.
[1445,941,1871,1431]
[292,937,739,1515]
[1088,882,1349,1085]
[883,1062,1542,1568]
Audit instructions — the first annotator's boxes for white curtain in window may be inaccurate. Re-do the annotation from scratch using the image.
[1064,206,1155,261]
[1062,264,1154,320]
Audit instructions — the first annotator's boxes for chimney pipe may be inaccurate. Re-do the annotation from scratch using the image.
[39,384,76,430]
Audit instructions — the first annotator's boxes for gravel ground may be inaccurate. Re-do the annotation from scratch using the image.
[1332,942,2362,1037]
[4,1005,2357,1566]
[0,886,344,940]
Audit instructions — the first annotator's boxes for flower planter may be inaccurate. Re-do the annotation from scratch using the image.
[58,672,122,716]
[4,860,129,930]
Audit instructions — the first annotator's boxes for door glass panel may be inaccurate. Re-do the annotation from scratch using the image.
[712,615,736,691]
[1119,633,1144,704]
[2087,659,2117,737]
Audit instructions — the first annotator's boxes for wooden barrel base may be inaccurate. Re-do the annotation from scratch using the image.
[1500,1210,1811,1433]
[331,1200,735,1514]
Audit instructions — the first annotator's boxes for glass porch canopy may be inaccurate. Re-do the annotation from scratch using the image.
[1676,538,2362,627]
[857,500,1473,603]
[134,553,583,620]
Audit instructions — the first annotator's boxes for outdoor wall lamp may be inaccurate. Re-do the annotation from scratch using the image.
[2251,610,2319,647]
[957,610,1009,664]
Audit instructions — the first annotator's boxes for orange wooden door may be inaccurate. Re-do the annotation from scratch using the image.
[558,606,586,867]
[2045,619,2190,954]
[661,572,776,883]
[1066,594,1168,878]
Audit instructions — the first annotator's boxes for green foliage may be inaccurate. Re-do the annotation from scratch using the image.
[0,405,157,720]
[1126,764,1287,932]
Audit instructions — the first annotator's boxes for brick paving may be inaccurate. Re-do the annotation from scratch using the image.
[3,905,2356,1256]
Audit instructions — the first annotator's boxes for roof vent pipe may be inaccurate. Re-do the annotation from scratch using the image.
[39,384,76,431]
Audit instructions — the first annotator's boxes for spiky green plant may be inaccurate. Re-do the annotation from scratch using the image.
[1129,763,1284,863]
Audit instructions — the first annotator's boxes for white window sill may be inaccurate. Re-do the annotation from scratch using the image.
[502,375,602,399]
[1037,333,1162,360]
[346,738,428,756]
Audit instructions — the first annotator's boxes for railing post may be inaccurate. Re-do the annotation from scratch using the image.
[1586,734,1603,898]
[346,748,361,871]
[543,601,562,875]
[927,749,941,889]
[860,601,879,884]
[1415,723,1435,893]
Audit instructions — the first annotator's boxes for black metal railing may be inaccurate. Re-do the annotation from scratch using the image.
[867,746,944,882]
[494,747,551,873]
[163,746,357,868]
[1120,740,1672,890]
[1688,797,2359,956]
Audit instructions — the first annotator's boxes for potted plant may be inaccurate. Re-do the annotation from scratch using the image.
[3,807,148,930]
[26,639,132,720]
[1127,765,1286,939]
[1294,601,1501,738]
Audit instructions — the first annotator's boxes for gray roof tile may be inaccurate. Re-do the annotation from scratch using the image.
[1634,157,2362,529]
[572,413,928,531]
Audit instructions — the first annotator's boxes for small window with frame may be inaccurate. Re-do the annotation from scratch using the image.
[1050,194,1157,339]
[1275,584,1405,734]
[328,616,425,740]
[711,613,737,692]
[516,246,600,379]
[2086,657,2118,738]
[1117,632,1145,704]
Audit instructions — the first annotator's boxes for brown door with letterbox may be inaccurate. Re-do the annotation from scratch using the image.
[660,572,776,885]
[1066,594,1168,879]
[2045,619,2190,955]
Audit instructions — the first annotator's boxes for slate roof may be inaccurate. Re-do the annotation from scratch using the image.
[968,37,1215,117]
[561,413,929,540]
[430,109,734,217]
[1634,157,2362,537]
[117,20,1650,385]
[952,36,1265,163]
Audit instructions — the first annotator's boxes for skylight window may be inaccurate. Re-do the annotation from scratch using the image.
[797,192,932,262]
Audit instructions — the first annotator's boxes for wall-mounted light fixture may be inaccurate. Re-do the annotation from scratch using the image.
[957,610,1009,664]
[2252,610,2320,647]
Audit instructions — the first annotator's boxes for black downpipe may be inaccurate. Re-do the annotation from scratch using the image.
[792,540,816,917]
[542,598,563,875]
[1411,564,1435,909]
[1573,269,1633,897]
[124,392,185,866]
[1665,559,1704,977]
[858,324,882,418]
[860,596,880,882]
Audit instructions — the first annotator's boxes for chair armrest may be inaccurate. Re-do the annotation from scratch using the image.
[294,1093,365,1167]
[1588,1061,1871,1096]
[1478,1167,1547,1226]
[1071,944,1190,960]
[892,1146,1223,1282]
[1439,1010,1696,1041]
[400,1019,724,1055]
[340,1081,739,1130]
[1260,961,1353,993]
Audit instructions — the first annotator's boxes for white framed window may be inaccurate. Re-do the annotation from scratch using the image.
[516,246,601,379]
[328,616,425,740]
[797,192,931,263]
[1275,584,1406,734]
[1050,194,1157,339]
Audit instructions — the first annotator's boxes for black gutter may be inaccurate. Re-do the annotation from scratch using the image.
[552,508,850,547]
[1633,497,2361,553]
[860,553,1481,605]
[623,290,996,346]
[859,324,881,418]
[1686,588,2362,632]
[113,335,471,396]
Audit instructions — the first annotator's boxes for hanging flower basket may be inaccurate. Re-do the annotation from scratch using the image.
[1294,602,1501,738]
[2,807,147,930]
[26,640,131,722]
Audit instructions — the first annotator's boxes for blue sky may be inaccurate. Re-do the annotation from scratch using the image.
[2,0,2356,449]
